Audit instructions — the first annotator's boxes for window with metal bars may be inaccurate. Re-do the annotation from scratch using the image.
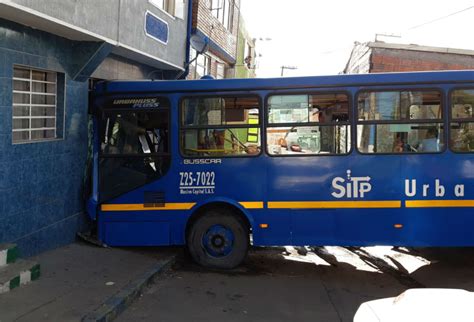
[12,66,60,143]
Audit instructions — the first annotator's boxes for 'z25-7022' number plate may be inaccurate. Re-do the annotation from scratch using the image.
[179,171,215,195]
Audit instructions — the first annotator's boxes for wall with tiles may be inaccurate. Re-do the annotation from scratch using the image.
[0,18,91,256]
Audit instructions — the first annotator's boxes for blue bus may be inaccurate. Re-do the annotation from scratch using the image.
[88,71,474,268]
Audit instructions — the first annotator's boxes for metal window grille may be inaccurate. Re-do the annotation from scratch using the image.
[12,66,57,143]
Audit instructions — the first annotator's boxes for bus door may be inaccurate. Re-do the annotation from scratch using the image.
[96,96,171,203]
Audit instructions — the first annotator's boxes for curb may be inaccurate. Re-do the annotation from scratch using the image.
[0,261,41,294]
[0,244,18,267]
[81,256,176,322]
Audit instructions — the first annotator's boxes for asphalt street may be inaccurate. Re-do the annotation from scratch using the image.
[116,245,474,322]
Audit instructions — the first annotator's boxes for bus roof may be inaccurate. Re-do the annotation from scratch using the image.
[94,70,474,94]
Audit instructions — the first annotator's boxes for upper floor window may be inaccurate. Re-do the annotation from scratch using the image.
[357,90,443,154]
[216,62,226,79]
[211,0,233,29]
[243,42,253,68]
[149,0,185,19]
[12,66,64,143]
[180,96,260,157]
[450,89,474,152]
[267,93,350,155]
[194,51,211,78]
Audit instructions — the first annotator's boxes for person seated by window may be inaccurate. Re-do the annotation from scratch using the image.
[392,135,405,153]
[212,129,226,150]
[418,127,440,152]
[310,105,325,123]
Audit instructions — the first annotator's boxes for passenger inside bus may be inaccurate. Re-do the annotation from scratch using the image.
[418,127,440,152]
[388,127,441,153]
[392,135,405,153]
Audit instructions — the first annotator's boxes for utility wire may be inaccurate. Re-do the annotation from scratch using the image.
[407,5,474,31]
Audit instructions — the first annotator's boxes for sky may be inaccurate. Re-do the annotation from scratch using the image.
[239,0,474,77]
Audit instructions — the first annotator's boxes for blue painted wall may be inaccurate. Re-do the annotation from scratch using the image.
[0,18,91,256]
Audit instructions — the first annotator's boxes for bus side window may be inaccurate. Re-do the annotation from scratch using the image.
[266,93,350,156]
[356,90,444,154]
[450,89,474,153]
[180,96,261,157]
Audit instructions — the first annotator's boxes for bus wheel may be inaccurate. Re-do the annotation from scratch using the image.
[187,210,249,269]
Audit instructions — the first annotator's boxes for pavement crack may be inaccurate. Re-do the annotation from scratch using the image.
[318,274,344,322]
[12,289,75,322]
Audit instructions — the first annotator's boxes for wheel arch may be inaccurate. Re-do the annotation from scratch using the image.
[185,198,254,238]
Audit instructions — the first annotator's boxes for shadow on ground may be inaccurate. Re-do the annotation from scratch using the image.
[118,245,474,322]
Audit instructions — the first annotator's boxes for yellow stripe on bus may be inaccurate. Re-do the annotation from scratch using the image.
[406,200,474,208]
[267,200,401,209]
[101,203,196,211]
[239,202,264,209]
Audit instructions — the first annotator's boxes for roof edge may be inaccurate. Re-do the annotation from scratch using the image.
[367,41,474,56]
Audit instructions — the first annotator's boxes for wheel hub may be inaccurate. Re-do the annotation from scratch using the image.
[202,224,234,257]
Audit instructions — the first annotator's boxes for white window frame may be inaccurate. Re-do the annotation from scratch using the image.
[12,66,58,143]
[210,0,221,19]
[149,0,180,20]
[211,0,233,30]
[195,54,211,78]
[216,62,225,79]
[175,0,185,19]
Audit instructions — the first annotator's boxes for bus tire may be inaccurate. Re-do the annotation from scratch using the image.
[186,209,249,269]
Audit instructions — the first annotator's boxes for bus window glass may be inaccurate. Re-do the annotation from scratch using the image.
[357,123,444,153]
[181,127,260,156]
[358,91,441,121]
[357,90,443,154]
[268,93,349,124]
[267,125,350,155]
[99,109,170,202]
[101,111,169,155]
[182,97,259,126]
[267,93,350,155]
[180,96,260,157]
[450,89,474,152]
